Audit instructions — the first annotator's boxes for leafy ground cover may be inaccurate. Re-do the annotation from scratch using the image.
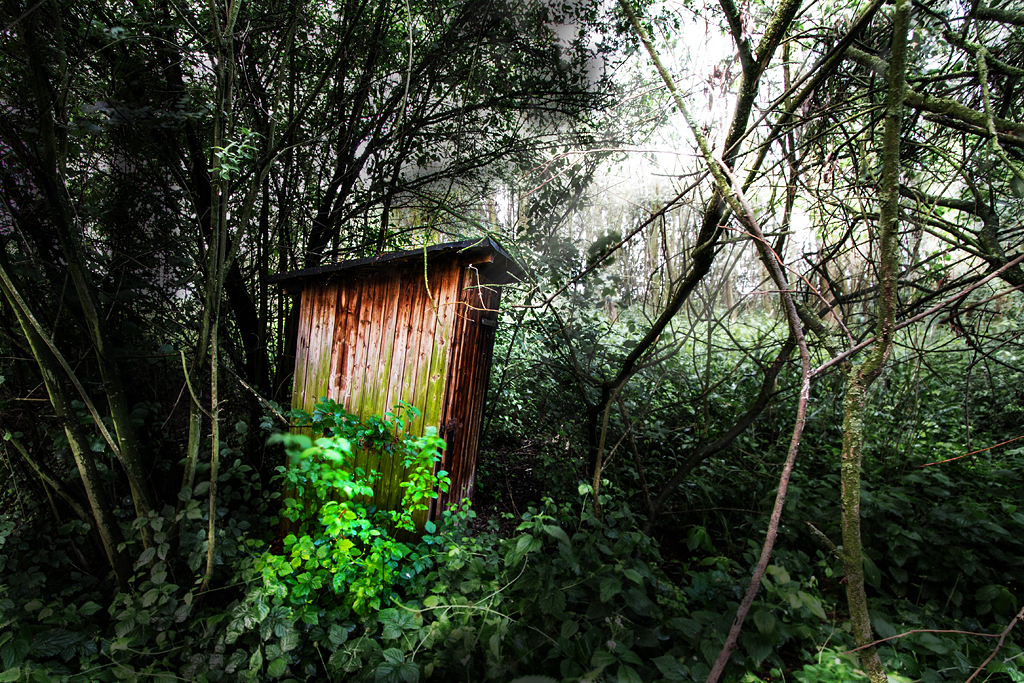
[2,330,1024,682]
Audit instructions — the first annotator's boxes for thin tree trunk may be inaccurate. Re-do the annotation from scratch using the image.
[0,275,130,588]
[21,9,155,543]
[199,0,240,590]
[838,0,911,678]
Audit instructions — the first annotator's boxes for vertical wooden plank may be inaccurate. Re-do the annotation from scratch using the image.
[289,287,314,412]
[304,281,339,413]
[329,278,362,410]
[299,286,322,415]
[350,275,384,476]
[408,260,442,436]
[345,275,371,415]
[381,268,416,413]
[420,261,467,523]
[327,282,348,401]
[378,265,422,515]
[369,270,403,510]
[422,260,461,432]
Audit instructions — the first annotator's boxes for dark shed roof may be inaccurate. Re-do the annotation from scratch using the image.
[267,237,525,288]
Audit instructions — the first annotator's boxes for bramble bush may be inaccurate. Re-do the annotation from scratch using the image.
[257,399,451,617]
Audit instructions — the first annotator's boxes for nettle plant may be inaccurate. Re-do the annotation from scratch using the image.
[257,399,450,616]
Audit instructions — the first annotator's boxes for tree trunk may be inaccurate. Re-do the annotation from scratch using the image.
[0,267,131,588]
[838,0,910,677]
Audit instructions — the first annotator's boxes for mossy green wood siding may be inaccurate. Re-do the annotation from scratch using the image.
[287,251,504,527]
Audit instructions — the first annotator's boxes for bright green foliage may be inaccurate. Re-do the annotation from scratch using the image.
[258,400,449,616]
[324,495,691,682]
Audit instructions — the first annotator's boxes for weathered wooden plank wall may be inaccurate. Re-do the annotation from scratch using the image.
[287,253,499,527]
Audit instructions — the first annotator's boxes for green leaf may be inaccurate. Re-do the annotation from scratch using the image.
[398,661,420,683]
[280,630,299,653]
[653,655,689,683]
[26,628,82,658]
[328,624,349,647]
[267,657,287,678]
[977,584,1005,601]
[622,568,643,585]
[79,602,101,617]
[381,609,416,640]
[599,577,622,603]
[142,588,160,608]
[249,646,263,673]
[543,524,570,545]
[560,620,579,639]
[753,611,776,636]
[0,670,21,683]
[515,534,536,553]
[863,555,881,588]
[591,649,617,670]
[617,665,643,683]
[913,633,950,655]
[740,630,774,666]
[796,591,827,620]
[871,616,898,640]
[1010,174,1024,198]
[151,562,168,585]
[508,678,558,683]
[765,565,790,583]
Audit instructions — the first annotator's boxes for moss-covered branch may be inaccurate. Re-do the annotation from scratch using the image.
[845,47,1024,144]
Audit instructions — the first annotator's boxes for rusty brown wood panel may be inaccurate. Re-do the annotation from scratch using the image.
[289,286,315,412]
[328,278,362,408]
[438,269,470,507]
[458,285,501,506]
[350,274,384,475]
[305,281,340,413]
[378,265,425,515]
[370,269,405,512]
[436,275,501,512]
[354,273,386,424]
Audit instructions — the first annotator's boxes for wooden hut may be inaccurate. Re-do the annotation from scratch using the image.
[268,238,522,524]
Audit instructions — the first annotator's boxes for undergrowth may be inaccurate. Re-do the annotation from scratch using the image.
[2,333,1024,683]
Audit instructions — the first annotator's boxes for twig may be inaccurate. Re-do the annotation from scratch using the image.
[966,603,1024,683]
[811,252,1024,379]
[920,433,1024,467]
[662,507,764,516]
[843,629,1000,654]
[805,522,841,560]
[223,363,289,425]
[180,350,212,419]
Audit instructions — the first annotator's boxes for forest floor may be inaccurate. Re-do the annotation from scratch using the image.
[472,441,548,536]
